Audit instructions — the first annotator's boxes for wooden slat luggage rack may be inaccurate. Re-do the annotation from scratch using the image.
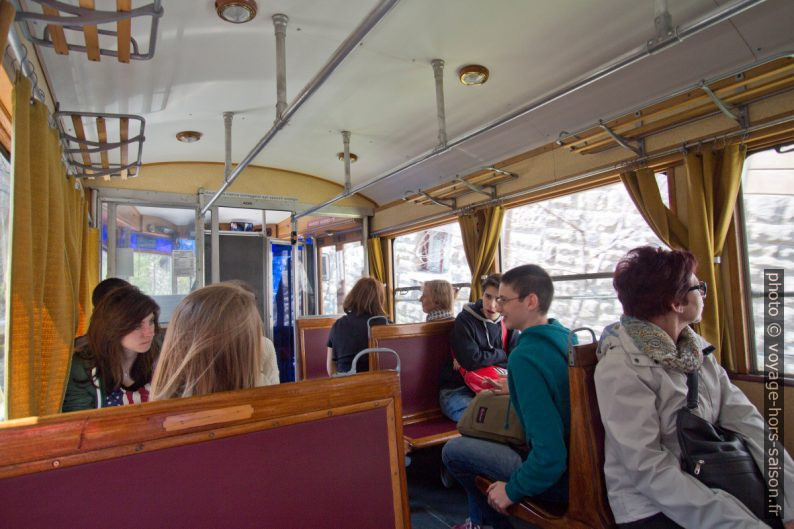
[55,110,144,179]
[402,55,794,209]
[13,0,163,63]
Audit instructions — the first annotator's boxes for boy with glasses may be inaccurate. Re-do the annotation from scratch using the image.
[443,264,572,529]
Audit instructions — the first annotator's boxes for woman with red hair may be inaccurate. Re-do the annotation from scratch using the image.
[595,246,793,528]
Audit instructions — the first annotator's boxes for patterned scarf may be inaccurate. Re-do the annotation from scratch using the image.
[621,315,703,373]
[426,309,454,322]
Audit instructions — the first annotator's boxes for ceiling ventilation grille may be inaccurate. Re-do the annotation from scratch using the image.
[13,0,163,62]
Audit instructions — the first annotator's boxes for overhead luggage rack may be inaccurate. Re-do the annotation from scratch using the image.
[55,110,144,179]
[558,56,794,156]
[13,0,163,62]
[402,167,518,208]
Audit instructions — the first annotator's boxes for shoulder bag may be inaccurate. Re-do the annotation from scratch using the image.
[456,321,509,394]
[457,389,525,448]
[677,370,782,527]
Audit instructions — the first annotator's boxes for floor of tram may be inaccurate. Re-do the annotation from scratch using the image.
[406,445,538,529]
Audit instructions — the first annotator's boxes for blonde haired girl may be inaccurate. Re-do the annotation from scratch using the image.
[151,283,273,400]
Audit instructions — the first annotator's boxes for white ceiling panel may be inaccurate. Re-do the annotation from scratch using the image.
[28,0,794,206]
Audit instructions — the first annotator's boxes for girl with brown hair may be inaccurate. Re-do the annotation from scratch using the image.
[326,277,388,375]
[62,285,160,412]
[151,282,274,400]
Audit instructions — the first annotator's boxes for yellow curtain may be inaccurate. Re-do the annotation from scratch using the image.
[367,236,386,283]
[620,168,688,250]
[685,144,746,371]
[366,236,392,318]
[459,206,505,301]
[6,77,91,418]
[78,202,100,334]
[0,2,14,57]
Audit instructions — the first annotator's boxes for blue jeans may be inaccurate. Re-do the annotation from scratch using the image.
[439,386,474,422]
[442,436,522,528]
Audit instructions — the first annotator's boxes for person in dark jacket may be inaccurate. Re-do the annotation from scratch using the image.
[439,273,519,422]
[326,277,388,375]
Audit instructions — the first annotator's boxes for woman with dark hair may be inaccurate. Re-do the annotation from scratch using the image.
[595,246,794,528]
[62,286,160,412]
[326,277,388,375]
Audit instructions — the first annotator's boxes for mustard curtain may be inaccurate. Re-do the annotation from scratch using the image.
[620,168,688,250]
[6,77,92,418]
[366,236,392,317]
[78,202,100,335]
[0,1,15,56]
[459,206,505,301]
[685,144,746,371]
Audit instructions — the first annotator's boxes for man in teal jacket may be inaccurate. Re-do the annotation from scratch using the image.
[442,264,571,529]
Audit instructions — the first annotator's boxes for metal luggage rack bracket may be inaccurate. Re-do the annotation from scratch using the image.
[13,0,163,62]
[54,110,145,180]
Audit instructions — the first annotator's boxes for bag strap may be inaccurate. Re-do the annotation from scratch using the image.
[501,320,508,350]
[685,370,698,410]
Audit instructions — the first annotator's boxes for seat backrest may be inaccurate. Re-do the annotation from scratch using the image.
[369,320,455,419]
[296,315,341,380]
[0,372,408,529]
[567,332,616,528]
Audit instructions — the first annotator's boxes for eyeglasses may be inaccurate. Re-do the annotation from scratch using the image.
[495,295,521,305]
[687,281,707,298]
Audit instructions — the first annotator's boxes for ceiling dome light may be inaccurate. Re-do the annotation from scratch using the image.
[458,64,490,86]
[215,0,257,24]
[337,152,358,162]
[176,130,202,143]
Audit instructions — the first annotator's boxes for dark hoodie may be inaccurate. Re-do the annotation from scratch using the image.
[440,299,519,390]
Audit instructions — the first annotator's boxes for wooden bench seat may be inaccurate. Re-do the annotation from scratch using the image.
[0,372,409,529]
[370,320,459,451]
[476,329,615,529]
[296,314,341,379]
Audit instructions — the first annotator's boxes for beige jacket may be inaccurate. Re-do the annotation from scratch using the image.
[595,321,793,528]
[258,337,280,386]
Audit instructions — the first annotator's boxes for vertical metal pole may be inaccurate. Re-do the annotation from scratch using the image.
[262,209,273,340]
[223,112,234,181]
[362,216,370,278]
[654,0,673,41]
[290,214,300,380]
[194,205,205,289]
[108,202,117,278]
[211,206,220,284]
[431,58,447,150]
[273,14,289,122]
[342,130,352,193]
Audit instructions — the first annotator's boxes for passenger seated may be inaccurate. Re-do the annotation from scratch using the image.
[420,279,456,321]
[326,277,388,375]
[224,279,280,386]
[442,265,572,529]
[595,246,794,528]
[73,277,132,350]
[151,283,276,400]
[62,286,160,412]
[439,273,518,422]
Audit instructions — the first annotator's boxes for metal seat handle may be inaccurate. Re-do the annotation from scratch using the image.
[333,347,400,377]
[568,327,597,366]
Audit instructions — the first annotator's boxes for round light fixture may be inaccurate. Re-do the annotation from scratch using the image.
[337,152,359,162]
[215,0,257,24]
[458,64,490,86]
[176,130,203,143]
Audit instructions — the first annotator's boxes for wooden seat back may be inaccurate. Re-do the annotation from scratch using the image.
[476,328,615,529]
[0,372,409,529]
[296,315,341,379]
[369,320,454,420]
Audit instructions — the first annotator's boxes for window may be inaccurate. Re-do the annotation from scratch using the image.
[501,179,668,331]
[392,222,471,323]
[319,240,364,314]
[102,204,197,323]
[741,148,794,374]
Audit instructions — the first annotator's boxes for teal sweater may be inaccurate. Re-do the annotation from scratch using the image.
[505,319,571,503]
